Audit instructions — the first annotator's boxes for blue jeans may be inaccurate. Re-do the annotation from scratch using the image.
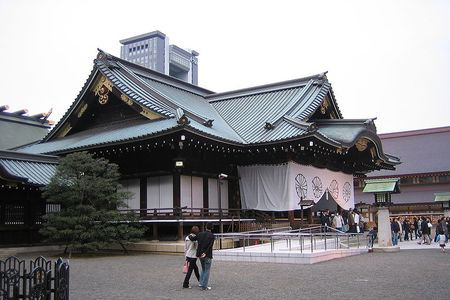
[392,231,398,246]
[199,257,212,289]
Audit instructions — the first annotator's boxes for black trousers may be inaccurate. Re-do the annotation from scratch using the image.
[183,257,200,287]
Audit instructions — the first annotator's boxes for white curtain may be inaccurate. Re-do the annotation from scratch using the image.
[238,161,354,211]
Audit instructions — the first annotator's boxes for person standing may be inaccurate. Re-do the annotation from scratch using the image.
[348,209,355,233]
[403,219,410,241]
[197,223,215,291]
[445,217,450,242]
[354,210,361,233]
[413,217,419,240]
[437,218,448,252]
[183,226,200,289]
[332,211,344,232]
[419,217,431,245]
[342,210,349,232]
[391,218,400,246]
[396,218,403,242]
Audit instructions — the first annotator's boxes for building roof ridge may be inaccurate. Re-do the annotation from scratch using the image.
[207,72,328,102]
[119,30,166,44]
[97,49,214,96]
[0,150,58,164]
[379,125,450,139]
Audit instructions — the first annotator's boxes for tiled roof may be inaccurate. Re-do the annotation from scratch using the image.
[0,150,58,186]
[18,50,398,168]
[210,79,331,143]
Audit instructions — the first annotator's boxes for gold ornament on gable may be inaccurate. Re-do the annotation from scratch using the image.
[92,76,113,105]
[355,138,369,152]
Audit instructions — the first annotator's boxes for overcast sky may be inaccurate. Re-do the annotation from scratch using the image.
[0,0,448,133]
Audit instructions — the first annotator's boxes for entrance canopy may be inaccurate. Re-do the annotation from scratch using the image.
[363,178,400,193]
[238,161,354,211]
[434,192,450,202]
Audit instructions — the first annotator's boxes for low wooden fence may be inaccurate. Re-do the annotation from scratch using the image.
[0,256,69,299]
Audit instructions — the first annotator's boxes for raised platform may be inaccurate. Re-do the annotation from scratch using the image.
[214,248,368,264]
[214,237,368,264]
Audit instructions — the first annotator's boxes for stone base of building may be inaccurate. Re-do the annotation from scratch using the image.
[372,246,400,253]
[214,248,368,264]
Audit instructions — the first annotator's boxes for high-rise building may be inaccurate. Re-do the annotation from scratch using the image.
[119,31,199,85]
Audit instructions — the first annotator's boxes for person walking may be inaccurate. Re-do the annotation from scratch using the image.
[183,226,200,289]
[197,223,215,291]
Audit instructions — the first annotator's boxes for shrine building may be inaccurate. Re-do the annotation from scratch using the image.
[1,50,400,243]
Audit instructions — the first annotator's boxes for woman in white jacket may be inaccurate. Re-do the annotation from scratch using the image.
[183,226,200,288]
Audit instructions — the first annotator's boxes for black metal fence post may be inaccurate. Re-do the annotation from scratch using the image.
[0,256,69,300]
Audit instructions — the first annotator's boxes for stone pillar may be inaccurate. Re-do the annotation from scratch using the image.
[377,207,392,247]
[152,223,158,240]
[444,209,450,218]
[178,222,184,241]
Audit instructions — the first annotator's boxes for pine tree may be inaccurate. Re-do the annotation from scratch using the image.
[40,151,145,256]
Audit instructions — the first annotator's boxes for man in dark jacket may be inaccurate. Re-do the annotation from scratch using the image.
[196,223,215,290]
[419,217,431,245]
[391,218,400,246]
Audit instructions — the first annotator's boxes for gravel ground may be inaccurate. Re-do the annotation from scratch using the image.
[17,250,450,300]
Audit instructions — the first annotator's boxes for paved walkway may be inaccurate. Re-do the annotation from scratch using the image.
[375,237,445,250]
[15,248,450,300]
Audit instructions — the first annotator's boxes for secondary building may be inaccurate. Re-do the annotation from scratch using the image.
[354,126,450,222]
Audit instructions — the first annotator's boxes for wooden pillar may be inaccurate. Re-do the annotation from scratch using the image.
[152,223,158,240]
[25,189,32,227]
[203,177,209,215]
[178,222,184,240]
[0,193,4,225]
[173,174,181,209]
[307,208,313,224]
[288,210,295,228]
[140,177,147,217]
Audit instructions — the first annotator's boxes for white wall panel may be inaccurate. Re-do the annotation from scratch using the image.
[159,175,173,208]
[208,178,218,209]
[208,178,228,209]
[221,180,229,209]
[180,175,192,208]
[120,179,140,209]
[192,176,204,208]
[147,177,160,209]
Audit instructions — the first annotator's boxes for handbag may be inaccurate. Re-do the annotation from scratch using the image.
[182,260,190,274]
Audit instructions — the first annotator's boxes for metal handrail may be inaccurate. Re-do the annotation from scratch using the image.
[214,225,368,253]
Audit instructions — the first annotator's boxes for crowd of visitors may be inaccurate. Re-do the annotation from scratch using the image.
[319,208,365,234]
[390,216,449,251]
[319,210,449,252]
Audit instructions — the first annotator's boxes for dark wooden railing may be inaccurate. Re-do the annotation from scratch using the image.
[118,207,245,220]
